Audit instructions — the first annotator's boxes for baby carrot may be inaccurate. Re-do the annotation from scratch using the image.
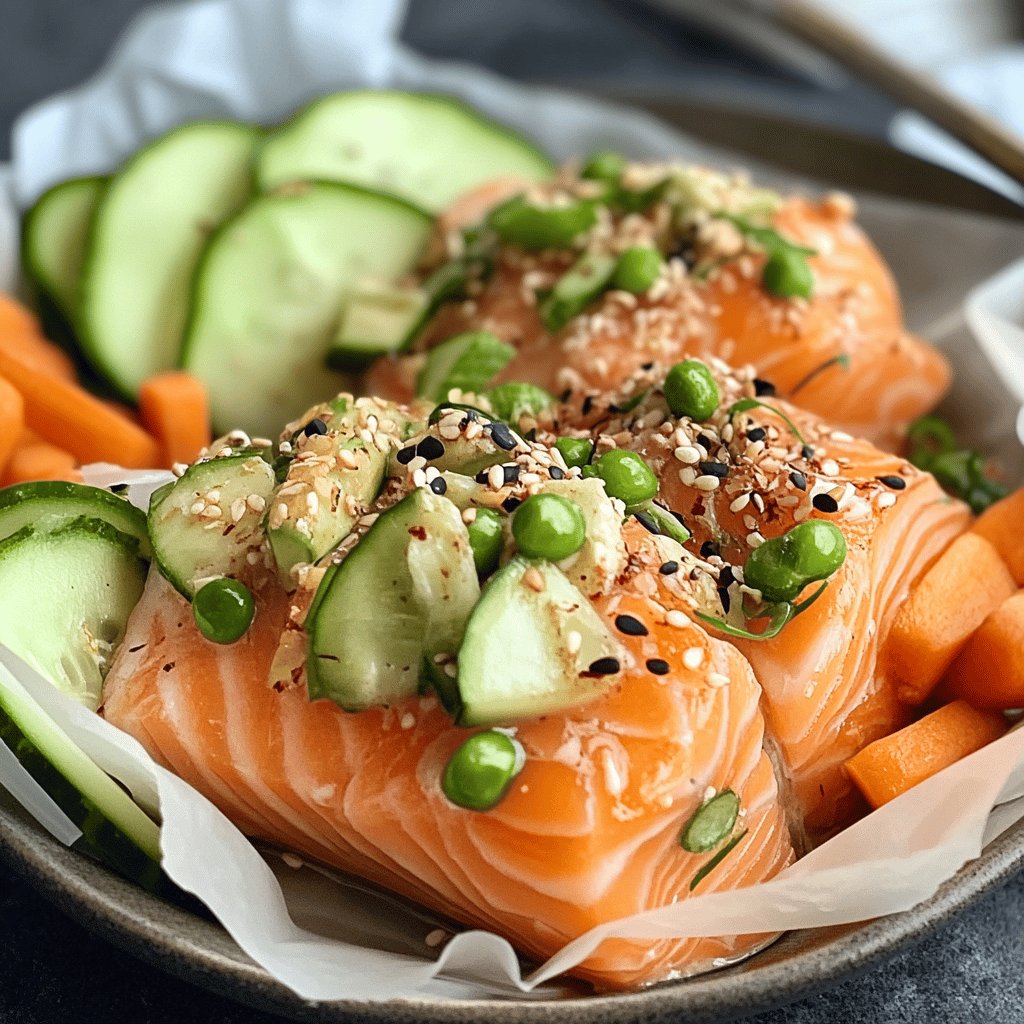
[944,590,1024,710]
[0,348,160,468]
[888,533,1017,705]
[0,293,78,382]
[845,700,1006,809]
[138,371,211,466]
[1,435,80,485]
[0,377,25,474]
[972,488,1024,586]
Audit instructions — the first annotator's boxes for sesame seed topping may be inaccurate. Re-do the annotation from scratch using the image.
[549,466,565,480]
[646,658,670,675]
[302,418,328,437]
[682,647,704,670]
[666,609,689,628]
[659,560,679,575]
[430,477,448,496]
[694,474,721,492]
[746,427,766,442]
[587,657,621,676]
[789,470,807,491]
[566,630,582,655]
[698,461,729,479]
[877,492,897,509]
[877,474,907,490]
[708,672,730,688]
[396,445,416,466]
[523,566,546,592]
[488,422,518,451]
[812,493,839,513]
[502,496,522,513]
[615,614,649,637]
[416,436,445,461]
[753,378,776,396]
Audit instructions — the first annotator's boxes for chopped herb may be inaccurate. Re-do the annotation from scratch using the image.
[681,790,740,853]
[690,830,748,890]
[728,398,806,446]
[789,353,851,397]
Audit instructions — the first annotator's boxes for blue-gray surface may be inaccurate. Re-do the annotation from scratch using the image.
[0,1,1021,1021]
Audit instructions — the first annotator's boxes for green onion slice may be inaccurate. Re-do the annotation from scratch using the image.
[728,398,807,446]
[681,790,740,853]
[690,829,748,891]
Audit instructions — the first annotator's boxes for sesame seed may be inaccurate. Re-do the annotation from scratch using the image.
[698,461,729,479]
[729,493,750,513]
[487,465,504,490]
[789,470,807,490]
[502,496,522,513]
[396,445,417,465]
[302,418,328,437]
[566,630,582,655]
[502,464,520,485]
[412,468,428,488]
[231,498,247,522]
[666,609,688,628]
[488,422,517,451]
[747,531,765,547]
[682,647,704,670]
[812,493,839,513]
[400,712,416,730]
[549,466,565,480]
[674,445,701,465]
[189,500,205,515]
[523,566,546,592]
[877,475,907,490]
[416,436,445,461]
[337,449,359,470]
[587,657,621,676]
[659,560,679,575]
[646,658,670,675]
[615,614,649,637]
[753,378,776,396]
[877,492,897,509]
[430,477,448,496]
[708,672,730,688]
[746,427,766,442]
[822,459,840,477]
[694,474,721,492]
[462,507,477,524]
[801,444,815,461]
[246,494,266,512]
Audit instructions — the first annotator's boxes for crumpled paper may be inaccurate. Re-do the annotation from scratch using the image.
[2,0,1024,1003]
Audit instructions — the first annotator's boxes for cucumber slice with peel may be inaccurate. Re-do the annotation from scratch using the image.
[0,518,146,712]
[456,556,623,726]
[0,669,163,890]
[0,481,150,557]
[148,452,276,598]
[307,488,479,711]
[22,176,105,320]
[255,91,553,213]
[328,281,430,371]
[416,331,516,403]
[181,182,431,437]
[79,122,260,398]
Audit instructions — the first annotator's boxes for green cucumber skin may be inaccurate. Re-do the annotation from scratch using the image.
[255,90,553,213]
[21,176,106,321]
[0,480,150,558]
[0,703,163,892]
[78,121,262,400]
[179,181,430,438]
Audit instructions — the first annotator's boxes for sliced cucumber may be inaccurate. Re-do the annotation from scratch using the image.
[328,281,430,371]
[456,557,622,726]
[0,518,146,711]
[79,121,261,398]
[416,331,516,403]
[255,91,553,213]
[22,176,105,320]
[0,481,150,558]
[181,182,431,437]
[148,452,275,598]
[307,488,479,711]
[0,670,162,890]
[391,428,508,479]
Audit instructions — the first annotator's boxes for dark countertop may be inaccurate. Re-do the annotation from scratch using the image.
[1,2,1022,1021]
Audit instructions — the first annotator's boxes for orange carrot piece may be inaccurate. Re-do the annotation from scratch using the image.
[972,489,1024,586]
[888,533,1017,705]
[944,590,1024,710]
[0,349,160,469]
[845,700,1006,809]
[0,293,77,382]
[1,438,80,485]
[0,377,25,474]
[138,371,212,466]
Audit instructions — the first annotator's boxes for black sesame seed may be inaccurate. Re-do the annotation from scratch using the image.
[615,614,649,637]
[719,566,736,589]
[753,378,776,397]
[429,477,448,496]
[646,658,670,676]
[801,444,815,461]
[659,560,679,575]
[698,461,729,479]
[719,587,731,614]
[559,388,572,403]
[502,464,520,485]
[877,474,907,491]
[549,466,565,480]
[501,496,522,513]
[302,417,328,436]
[109,483,129,494]
[587,657,621,676]
[698,433,717,451]
[488,422,517,451]
[474,469,490,484]
[700,540,720,559]
[789,470,807,491]
[396,445,417,466]
[634,509,660,535]
[416,436,445,461]
[746,427,767,443]
[581,396,595,416]
[813,493,839,513]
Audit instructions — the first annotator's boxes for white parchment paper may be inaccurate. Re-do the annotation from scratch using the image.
[2,0,1024,1003]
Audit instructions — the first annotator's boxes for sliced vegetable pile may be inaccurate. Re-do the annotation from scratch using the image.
[19,90,553,439]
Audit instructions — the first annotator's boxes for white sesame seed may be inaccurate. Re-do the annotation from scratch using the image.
[566,630,582,655]
[337,449,359,470]
[462,507,478,524]
[666,609,689,628]
[877,492,897,509]
[306,492,319,516]
[246,494,266,512]
[674,445,701,465]
[189,500,206,515]
[747,531,765,547]
[729,493,750,513]
[230,498,247,522]
[708,672,730,688]
[682,647,704,670]
[400,712,416,730]
[487,465,505,490]
[412,468,428,488]
[694,475,721,492]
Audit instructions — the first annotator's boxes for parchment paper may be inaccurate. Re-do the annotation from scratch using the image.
[1,0,1024,1002]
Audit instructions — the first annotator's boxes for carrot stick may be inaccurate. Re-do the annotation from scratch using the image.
[1,437,80,485]
[0,349,160,468]
[888,533,1017,705]
[844,700,1006,809]
[943,590,1024,710]
[0,377,25,475]
[138,371,211,466]
[972,488,1024,586]
[0,293,78,382]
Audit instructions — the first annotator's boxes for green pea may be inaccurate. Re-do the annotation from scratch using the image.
[612,246,663,294]
[512,494,586,561]
[443,730,521,810]
[663,359,720,420]
[591,449,658,507]
[467,508,503,576]
[193,578,255,644]
[555,436,594,470]
[743,521,846,604]
[580,150,627,184]
[488,194,597,250]
[762,247,814,300]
